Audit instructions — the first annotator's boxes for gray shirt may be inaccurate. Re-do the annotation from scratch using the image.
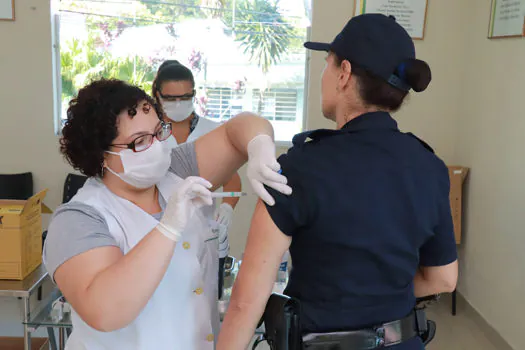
[43,142,199,281]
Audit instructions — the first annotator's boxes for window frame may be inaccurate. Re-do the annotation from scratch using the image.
[51,0,311,145]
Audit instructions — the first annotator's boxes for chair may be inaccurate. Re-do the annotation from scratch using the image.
[0,172,33,200]
[42,173,88,250]
[62,173,88,203]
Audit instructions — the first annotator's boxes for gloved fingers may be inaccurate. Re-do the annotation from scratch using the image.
[217,205,233,226]
[189,183,213,207]
[218,222,228,233]
[262,180,293,196]
[185,176,213,189]
[250,179,276,206]
[217,215,228,226]
[268,159,281,172]
[260,165,288,185]
[193,196,213,208]
[219,234,228,244]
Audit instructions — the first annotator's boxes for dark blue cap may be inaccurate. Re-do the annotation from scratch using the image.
[304,14,416,91]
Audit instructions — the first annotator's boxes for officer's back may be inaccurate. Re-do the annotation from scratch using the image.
[279,111,452,333]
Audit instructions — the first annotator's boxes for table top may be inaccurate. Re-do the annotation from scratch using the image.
[0,265,49,298]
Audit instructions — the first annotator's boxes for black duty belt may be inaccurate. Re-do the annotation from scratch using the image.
[256,294,435,350]
[301,311,422,349]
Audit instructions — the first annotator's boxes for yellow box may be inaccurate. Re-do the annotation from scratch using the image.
[0,190,51,280]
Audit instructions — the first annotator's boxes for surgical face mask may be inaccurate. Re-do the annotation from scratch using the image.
[163,100,194,122]
[105,140,171,189]
[164,135,179,149]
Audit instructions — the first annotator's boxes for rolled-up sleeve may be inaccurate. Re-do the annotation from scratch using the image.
[264,147,314,236]
[169,142,199,178]
[419,166,458,266]
[43,202,118,282]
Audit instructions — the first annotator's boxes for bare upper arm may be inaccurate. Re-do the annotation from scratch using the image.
[194,125,245,190]
[231,200,291,307]
[54,246,123,318]
[420,259,458,291]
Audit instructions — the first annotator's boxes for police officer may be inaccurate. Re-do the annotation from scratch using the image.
[218,14,458,350]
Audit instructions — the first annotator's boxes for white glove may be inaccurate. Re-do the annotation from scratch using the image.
[216,203,234,228]
[215,203,233,258]
[157,176,213,242]
[217,223,230,258]
[246,134,292,206]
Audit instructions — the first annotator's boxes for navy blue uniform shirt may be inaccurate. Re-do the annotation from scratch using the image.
[265,112,457,349]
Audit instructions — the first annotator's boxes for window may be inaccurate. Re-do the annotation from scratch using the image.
[204,87,234,121]
[252,88,299,122]
[53,0,311,142]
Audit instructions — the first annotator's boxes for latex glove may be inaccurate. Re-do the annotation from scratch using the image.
[215,204,233,258]
[217,223,230,258]
[157,176,213,242]
[246,134,292,206]
[215,203,234,228]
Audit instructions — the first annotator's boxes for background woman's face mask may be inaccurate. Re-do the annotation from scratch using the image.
[163,100,194,122]
[105,140,171,189]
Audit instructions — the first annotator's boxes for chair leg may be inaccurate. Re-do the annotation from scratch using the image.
[451,289,457,316]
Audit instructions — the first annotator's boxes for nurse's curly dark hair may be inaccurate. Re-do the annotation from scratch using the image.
[60,78,163,177]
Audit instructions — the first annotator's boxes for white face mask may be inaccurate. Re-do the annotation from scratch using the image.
[163,100,194,122]
[105,140,171,189]
[164,135,179,149]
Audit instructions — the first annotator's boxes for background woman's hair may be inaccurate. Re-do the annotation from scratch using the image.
[333,53,432,111]
[152,60,195,103]
[60,78,162,177]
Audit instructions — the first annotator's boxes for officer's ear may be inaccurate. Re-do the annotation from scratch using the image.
[338,59,353,90]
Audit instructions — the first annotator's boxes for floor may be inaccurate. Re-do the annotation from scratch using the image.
[426,295,502,350]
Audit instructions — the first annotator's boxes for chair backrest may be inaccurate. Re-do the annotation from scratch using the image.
[0,172,33,200]
[62,173,88,204]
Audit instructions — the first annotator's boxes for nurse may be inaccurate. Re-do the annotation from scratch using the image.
[43,78,291,349]
[152,60,242,285]
[218,14,458,350]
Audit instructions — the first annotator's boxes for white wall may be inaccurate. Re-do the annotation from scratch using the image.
[0,0,71,217]
[0,0,68,336]
[454,1,525,349]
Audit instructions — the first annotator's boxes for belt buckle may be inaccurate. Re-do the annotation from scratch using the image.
[374,326,386,347]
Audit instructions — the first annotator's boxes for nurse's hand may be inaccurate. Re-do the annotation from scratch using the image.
[246,134,292,206]
[156,176,213,242]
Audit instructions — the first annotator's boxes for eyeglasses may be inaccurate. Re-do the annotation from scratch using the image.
[110,122,172,153]
[159,89,196,102]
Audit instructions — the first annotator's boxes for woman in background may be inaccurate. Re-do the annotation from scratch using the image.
[153,61,242,295]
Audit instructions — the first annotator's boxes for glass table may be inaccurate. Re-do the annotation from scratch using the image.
[24,288,72,350]
[2,265,263,350]
[0,265,51,350]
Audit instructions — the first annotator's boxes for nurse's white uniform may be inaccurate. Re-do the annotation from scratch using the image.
[64,172,220,350]
[187,116,221,143]
[165,117,222,226]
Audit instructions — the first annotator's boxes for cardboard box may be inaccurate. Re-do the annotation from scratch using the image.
[448,166,469,244]
[0,190,51,280]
